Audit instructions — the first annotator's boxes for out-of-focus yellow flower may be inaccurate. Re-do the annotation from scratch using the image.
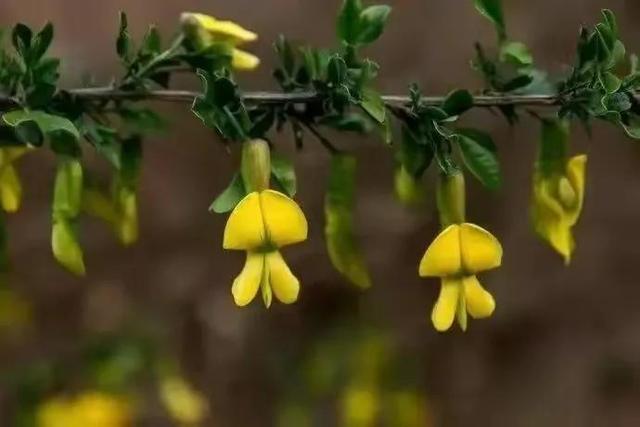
[37,392,132,427]
[420,171,502,332]
[386,391,432,427]
[180,12,260,71]
[223,189,307,307]
[0,288,31,331]
[340,384,379,427]
[419,223,502,331]
[0,148,28,212]
[160,376,209,426]
[532,154,587,264]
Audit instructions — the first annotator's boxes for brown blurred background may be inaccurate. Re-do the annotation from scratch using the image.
[2,0,640,426]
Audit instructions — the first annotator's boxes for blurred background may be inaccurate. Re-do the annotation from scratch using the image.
[2,0,640,426]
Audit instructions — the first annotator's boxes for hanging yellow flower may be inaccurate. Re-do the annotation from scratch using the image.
[419,223,502,332]
[180,12,260,70]
[223,139,307,307]
[224,189,307,307]
[160,376,209,426]
[419,171,502,332]
[532,154,587,264]
[37,392,132,427]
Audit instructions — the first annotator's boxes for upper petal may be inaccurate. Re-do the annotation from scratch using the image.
[431,278,461,332]
[418,225,462,277]
[459,223,502,273]
[260,190,308,248]
[564,154,587,225]
[266,251,300,304]
[463,275,495,319]
[187,13,257,44]
[223,192,266,250]
[231,252,264,306]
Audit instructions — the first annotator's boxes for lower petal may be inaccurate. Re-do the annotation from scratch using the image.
[431,278,460,332]
[231,252,264,306]
[266,251,300,304]
[463,276,495,319]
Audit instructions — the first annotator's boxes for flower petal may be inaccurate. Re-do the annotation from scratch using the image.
[418,225,461,277]
[231,252,264,306]
[431,278,460,332]
[463,275,495,319]
[223,192,265,250]
[232,49,260,70]
[565,154,587,225]
[187,13,257,44]
[459,223,502,273]
[456,291,468,332]
[265,251,300,304]
[0,164,22,212]
[260,190,308,247]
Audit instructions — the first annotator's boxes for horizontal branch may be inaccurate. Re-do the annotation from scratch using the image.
[65,87,561,107]
[1,87,636,108]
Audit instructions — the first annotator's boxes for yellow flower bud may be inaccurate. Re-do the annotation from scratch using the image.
[51,220,85,276]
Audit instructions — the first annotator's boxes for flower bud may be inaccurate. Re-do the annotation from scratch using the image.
[241,139,271,192]
[394,165,425,206]
[436,171,466,226]
[51,220,85,276]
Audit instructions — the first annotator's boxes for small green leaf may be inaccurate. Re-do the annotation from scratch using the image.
[116,11,132,61]
[209,173,246,214]
[357,5,391,44]
[399,126,432,177]
[31,22,54,62]
[457,133,501,190]
[602,92,631,112]
[15,120,43,146]
[601,9,618,37]
[456,128,496,152]
[337,0,363,45]
[141,25,161,54]
[3,111,80,153]
[327,55,347,85]
[325,154,372,289]
[599,71,621,93]
[442,89,474,117]
[271,153,297,197]
[11,24,32,58]
[474,0,506,40]
[620,115,640,139]
[360,88,386,123]
[500,41,533,67]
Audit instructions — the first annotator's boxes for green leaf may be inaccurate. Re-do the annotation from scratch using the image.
[327,55,347,85]
[602,92,631,112]
[357,5,391,44]
[602,9,618,37]
[116,11,132,61]
[538,118,568,176]
[599,71,621,93]
[271,153,297,197]
[457,133,501,190]
[141,25,161,54]
[620,115,640,139]
[3,111,80,153]
[11,23,32,58]
[31,22,54,63]
[209,173,246,214]
[399,126,432,177]
[337,0,362,45]
[442,89,474,116]
[15,120,43,146]
[456,128,496,152]
[500,41,533,67]
[325,154,372,289]
[360,88,386,123]
[474,0,506,40]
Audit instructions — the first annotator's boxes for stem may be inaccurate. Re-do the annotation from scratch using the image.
[295,119,340,155]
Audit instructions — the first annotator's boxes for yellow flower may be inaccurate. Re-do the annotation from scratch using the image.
[0,148,28,212]
[532,154,587,264]
[419,223,502,332]
[160,376,209,426]
[180,12,260,71]
[37,392,132,427]
[223,190,307,307]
